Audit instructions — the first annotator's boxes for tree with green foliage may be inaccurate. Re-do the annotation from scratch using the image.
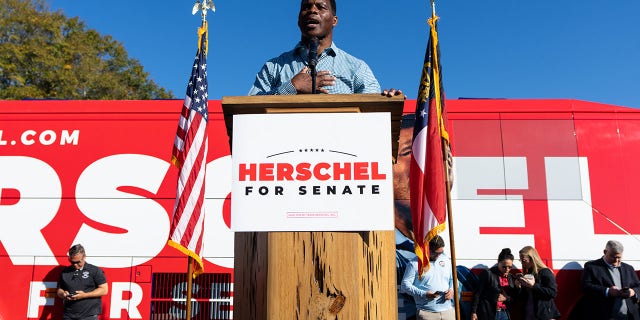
[0,0,174,99]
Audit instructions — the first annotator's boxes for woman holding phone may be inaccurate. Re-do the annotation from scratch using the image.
[516,246,561,320]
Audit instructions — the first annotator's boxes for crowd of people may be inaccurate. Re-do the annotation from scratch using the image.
[398,239,640,320]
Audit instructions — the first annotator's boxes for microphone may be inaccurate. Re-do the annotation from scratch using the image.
[308,37,318,94]
[308,37,319,68]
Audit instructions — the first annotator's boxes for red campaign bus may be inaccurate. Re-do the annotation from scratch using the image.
[1,98,639,319]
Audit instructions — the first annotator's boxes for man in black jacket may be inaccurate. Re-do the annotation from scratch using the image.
[582,240,640,320]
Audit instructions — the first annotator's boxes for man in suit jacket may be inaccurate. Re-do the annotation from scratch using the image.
[582,240,640,320]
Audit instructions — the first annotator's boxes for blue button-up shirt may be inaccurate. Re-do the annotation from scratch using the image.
[248,42,381,95]
[401,254,454,312]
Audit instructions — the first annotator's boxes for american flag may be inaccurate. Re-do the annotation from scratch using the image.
[168,26,209,276]
[410,14,450,277]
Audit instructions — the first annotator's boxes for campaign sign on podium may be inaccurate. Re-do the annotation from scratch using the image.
[231,112,394,231]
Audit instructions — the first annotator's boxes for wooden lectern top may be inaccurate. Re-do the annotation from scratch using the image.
[221,93,405,158]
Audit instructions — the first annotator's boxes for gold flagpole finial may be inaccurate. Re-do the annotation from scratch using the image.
[192,0,216,24]
[192,0,214,54]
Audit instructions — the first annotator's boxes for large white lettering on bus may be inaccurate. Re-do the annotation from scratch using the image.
[75,154,171,267]
[0,156,60,265]
[448,156,640,269]
[547,157,640,269]
[0,154,233,268]
[27,281,143,319]
[0,129,79,146]
[448,157,533,266]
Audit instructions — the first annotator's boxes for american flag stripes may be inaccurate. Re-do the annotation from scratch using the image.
[168,25,209,277]
[410,14,450,277]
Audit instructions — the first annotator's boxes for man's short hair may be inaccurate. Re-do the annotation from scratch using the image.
[606,240,624,254]
[301,0,337,15]
[429,235,445,251]
[68,244,85,257]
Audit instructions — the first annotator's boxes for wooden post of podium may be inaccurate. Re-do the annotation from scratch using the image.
[222,94,404,320]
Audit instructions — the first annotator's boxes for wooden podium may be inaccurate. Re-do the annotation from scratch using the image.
[222,94,404,320]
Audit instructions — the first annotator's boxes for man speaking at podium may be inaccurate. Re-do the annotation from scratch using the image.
[248,0,382,95]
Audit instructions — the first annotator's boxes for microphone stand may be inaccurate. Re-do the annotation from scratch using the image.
[308,37,318,94]
[311,64,317,94]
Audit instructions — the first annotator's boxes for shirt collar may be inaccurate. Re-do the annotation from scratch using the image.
[295,41,337,59]
[431,252,447,263]
[602,256,618,269]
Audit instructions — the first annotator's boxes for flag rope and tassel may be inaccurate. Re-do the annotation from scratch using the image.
[168,2,214,318]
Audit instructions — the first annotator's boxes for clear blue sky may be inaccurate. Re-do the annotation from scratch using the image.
[48,1,640,108]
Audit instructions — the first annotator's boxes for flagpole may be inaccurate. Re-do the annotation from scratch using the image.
[444,141,460,320]
[186,257,194,320]
[179,2,213,319]
[429,1,461,319]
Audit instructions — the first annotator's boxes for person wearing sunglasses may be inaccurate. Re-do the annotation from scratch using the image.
[56,244,108,320]
[471,248,519,320]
